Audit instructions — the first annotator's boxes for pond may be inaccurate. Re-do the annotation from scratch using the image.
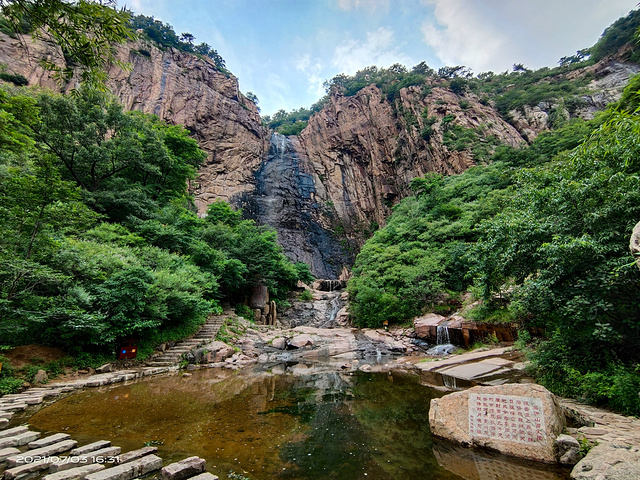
[26,364,571,480]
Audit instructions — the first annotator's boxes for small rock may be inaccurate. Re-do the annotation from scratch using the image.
[33,369,48,384]
[555,434,581,465]
[95,363,112,374]
[160,456,206,480]
[272,337,287,350]
[182,373,192,377]
[289,334,313,348]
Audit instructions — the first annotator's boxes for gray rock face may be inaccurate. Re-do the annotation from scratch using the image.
[571,443,640,480]
[239,134,353,278]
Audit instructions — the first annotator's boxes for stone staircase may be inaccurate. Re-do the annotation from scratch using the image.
[146,314,227,367]
[0,425,218,480]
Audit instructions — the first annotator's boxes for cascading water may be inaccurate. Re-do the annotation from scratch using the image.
[427,324,457,356]
[240,133,352,278]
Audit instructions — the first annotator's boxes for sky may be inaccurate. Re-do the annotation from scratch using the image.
[124,0,637,116]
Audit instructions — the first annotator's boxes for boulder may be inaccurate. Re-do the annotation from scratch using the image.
[571,443,640,480]
[429,383,565,463]
[250,284,269,309]
[33,369,48,384]
[630,221,640,270]
[192,341,235,364]
[253,308,261,323]
[555,434,581,465]
[414,313,446,339]
[272,337,287,350]
[96,363,112,374]
[289,334,314,349]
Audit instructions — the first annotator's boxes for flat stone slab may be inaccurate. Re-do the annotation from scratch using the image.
[7,439,78,466]
[115,446,157,464]
[160,456,205,480]
[85,454,163,480]
[0,430,40,448]
[28,433,72,449]
[189,474,219,480]
[0,447,20,462]
[4,459,50,479]
[0,418,8,429]
[437,359,512,381]
[0,426,28,439]
[0,403,27,411]
[49,446,121,472]
[417,347,511,372]
[0,411,13,419]
[69,441,112,456]
[43,464,106,480]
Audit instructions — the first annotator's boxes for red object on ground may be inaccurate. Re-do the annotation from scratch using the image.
[118,339,138,359]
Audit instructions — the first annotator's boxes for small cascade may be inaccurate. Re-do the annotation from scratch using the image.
[427,324,457,356]
[327,294,341,323]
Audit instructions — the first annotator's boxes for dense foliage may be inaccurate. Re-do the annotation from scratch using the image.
[0,0,134,90]
[349,73,640,413]
[0,87,312,359]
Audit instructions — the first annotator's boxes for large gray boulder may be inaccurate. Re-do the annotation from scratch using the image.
[429,383,565,463]
[572,443,640,480]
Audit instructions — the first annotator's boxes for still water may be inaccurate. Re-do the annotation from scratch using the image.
[27,364,570,480]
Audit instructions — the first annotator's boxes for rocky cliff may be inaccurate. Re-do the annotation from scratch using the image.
[0,31,267,212]
[1,32,638,277]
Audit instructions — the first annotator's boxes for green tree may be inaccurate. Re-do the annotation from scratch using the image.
[0,0,134,90]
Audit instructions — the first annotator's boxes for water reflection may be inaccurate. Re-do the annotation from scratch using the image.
[27,364,569,480]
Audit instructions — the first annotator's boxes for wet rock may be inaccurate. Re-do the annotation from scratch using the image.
[429,383,565,463]
[555,434,581,465]
[160,456,206,480]
[571,443,640,480]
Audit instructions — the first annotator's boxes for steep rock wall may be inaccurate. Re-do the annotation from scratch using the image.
[296,83,525,241]
[0,32,268,214]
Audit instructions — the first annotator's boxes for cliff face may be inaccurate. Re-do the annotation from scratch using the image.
[296,84,525,238]
[0,32,268,214]
[1,33,638,277]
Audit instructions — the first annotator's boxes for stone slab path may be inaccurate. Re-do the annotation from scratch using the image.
[146,313,227,367]
[0,425,219,480]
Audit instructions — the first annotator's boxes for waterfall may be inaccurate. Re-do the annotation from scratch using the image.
[241,132,352,278]
[436,325,450,345]
[426,322,457,356]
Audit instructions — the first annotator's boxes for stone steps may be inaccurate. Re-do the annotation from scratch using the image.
[145,314,228,367]
[0,426,218,480]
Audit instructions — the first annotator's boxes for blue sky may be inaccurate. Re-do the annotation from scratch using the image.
[126,0,636,116]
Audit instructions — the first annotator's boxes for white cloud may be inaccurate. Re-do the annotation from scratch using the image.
[296,54,326,97]
[335,0,390,11]
[331,27,412,74]
[422,0,635,74]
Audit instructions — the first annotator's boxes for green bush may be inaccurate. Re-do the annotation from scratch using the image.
[0,377,23,394]
[299,289,313,301]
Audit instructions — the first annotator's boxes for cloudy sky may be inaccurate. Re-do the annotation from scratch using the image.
[125,0,636,115]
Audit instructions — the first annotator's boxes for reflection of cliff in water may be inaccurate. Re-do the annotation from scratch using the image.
[239,133,353,278]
